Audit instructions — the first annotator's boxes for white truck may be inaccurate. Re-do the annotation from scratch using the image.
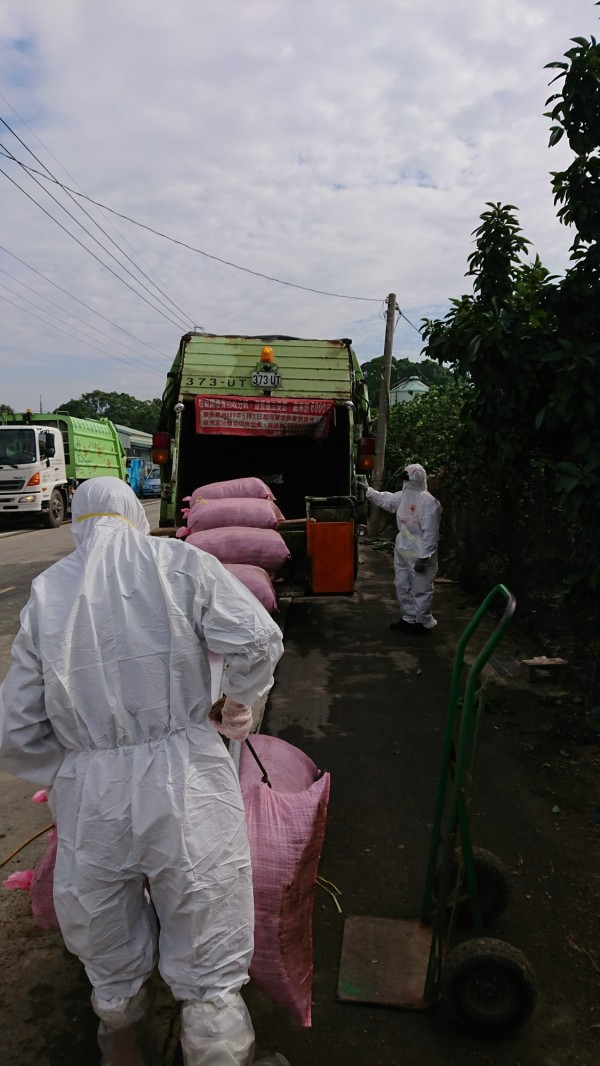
[0,412,126,528]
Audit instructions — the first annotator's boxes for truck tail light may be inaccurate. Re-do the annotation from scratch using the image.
[357,436,375,473]
[152,431,170,465]
[27,472,41,486]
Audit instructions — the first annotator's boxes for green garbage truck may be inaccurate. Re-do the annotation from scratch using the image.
[0,411,126,528]
[152,333,374,590]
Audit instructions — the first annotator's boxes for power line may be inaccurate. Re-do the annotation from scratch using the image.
[0,243,171,358]
[2,155,384,303]
[0,107,198,327]
[0,291,165,380]
[400,310,422,334]
[0,153,188,330]
[0,270,166,367]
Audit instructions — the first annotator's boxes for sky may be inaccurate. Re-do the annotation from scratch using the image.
[0,0,597,413]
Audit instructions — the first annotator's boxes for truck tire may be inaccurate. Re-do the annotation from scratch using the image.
[44,489,65,528]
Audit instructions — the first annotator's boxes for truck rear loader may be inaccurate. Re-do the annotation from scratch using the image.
[154,333,374,592]
[0,412,126,528]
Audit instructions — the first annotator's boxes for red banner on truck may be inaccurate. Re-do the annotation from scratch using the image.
[194,395,335,438]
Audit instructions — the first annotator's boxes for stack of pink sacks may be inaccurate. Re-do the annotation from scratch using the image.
[177,477,290,613]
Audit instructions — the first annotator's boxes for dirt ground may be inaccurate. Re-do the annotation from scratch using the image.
[1,541,599,1065]
[249,554,600,1066]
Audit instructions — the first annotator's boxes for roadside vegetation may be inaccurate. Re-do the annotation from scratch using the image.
[375,23,600,713]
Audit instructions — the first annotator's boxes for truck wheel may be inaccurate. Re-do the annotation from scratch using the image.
[441,937,538,1035]
[44,489,65,528]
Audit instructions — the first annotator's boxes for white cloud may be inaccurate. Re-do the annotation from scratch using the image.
[0,0,596,411]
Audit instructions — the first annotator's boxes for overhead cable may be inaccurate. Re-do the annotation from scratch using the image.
[400,310,422,334]
[3,156,383,303]
[0,272,166,367]
[0,155,187,330]
[0,291,165,380]
[0,109,197,327]
[0,243,170,359]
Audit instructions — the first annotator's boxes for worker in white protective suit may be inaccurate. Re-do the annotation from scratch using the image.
[367,463,442,633]
[0,477,289,1066]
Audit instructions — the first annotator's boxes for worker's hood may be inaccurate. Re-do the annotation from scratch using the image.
[403,463,428,491]
[71,477,150,547]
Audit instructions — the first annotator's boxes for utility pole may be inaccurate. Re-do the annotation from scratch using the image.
[367,293,397,536]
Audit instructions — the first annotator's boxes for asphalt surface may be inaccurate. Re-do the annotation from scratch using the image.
[1,535,598,1065]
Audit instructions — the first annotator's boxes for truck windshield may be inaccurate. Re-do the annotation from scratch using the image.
[0,428,37,464]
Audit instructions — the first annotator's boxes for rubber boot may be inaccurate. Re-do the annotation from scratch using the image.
[180,993,255,1065]
[95,982,161,1066]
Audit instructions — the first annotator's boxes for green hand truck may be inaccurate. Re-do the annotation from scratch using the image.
[337,584,538,1035]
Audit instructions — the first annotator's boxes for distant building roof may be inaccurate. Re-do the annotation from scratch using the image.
[390,377,429,404]
[114,424,153,449]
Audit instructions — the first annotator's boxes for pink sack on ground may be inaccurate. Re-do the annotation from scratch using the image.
[186,527,291,573]
[239,735,330,1027]
[189,477,275,506]
[186,497,281,535]
[3,869,35,891]
[30,834,60,931]
[223,564,278,613]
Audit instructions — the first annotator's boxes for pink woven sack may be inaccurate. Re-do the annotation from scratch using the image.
[186,497,282,534]
[30,833,60,932]
[223,564,278,613]
[186,477,275,506]
[186,527,291,573]
[239,735,330,1027]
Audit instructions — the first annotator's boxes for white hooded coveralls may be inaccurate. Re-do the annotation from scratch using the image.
[367,463,441,628]
[0,478,284,1065]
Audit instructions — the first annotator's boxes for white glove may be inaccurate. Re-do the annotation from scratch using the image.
[209,697,253,742]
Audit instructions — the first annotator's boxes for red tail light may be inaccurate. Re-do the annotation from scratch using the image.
[357,436,375,472]
[152,431,170,465]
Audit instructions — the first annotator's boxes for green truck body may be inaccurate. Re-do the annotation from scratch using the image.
[156,333,373,587]
[0,412,126,527]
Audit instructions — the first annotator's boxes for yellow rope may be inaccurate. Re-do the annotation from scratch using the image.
[316,876,343,913]
[0,824,54,869]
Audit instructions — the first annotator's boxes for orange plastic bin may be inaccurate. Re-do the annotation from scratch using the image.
[306,520,355,593]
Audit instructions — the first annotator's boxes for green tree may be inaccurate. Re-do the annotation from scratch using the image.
[421,203,557,584]
[0,403,15,417]
[385,381,469,487]
[418,20,600,602]
[541,30,600,590]
[55,391,161,434]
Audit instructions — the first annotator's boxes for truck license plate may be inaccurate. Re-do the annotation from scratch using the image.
[252,370,281,388]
